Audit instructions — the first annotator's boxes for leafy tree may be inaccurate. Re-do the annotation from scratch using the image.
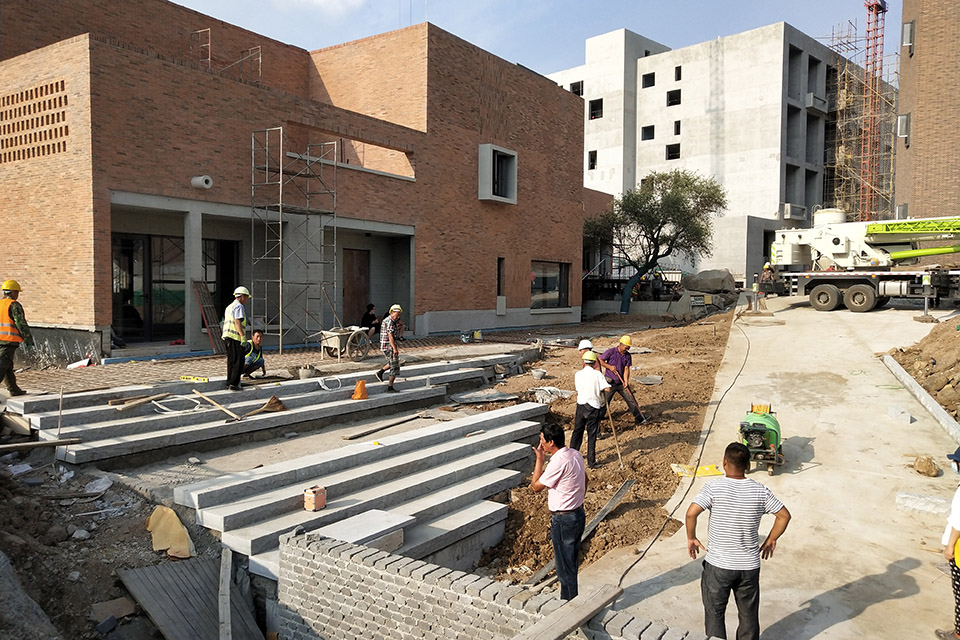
[584,169,727,313]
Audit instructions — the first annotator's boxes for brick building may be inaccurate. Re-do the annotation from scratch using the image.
[0,0,596,357]
[896,0,960,220]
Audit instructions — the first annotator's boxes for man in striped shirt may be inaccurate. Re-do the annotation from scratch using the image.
[685,442,791,640]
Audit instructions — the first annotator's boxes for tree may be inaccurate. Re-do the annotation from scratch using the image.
[584,169,727,314]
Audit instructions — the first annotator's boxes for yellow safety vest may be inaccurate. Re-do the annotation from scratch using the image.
[0,299,23,344]
[221,299,246,342]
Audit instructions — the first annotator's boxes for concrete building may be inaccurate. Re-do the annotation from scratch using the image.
[896,0,960,220]
[548,24,839,281]
[0,0,590,360]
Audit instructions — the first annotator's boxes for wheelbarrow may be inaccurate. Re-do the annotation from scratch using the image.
[319,327,370,362]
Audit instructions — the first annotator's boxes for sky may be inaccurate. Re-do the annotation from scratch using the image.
[174,0,903,75]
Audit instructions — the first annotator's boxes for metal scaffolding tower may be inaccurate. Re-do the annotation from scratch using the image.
[825,3,897,222]
[250,127,337,352]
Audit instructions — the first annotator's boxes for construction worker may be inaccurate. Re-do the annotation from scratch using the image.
[599,335,646,425]
[0,280,33,397]
[222,286,250,391]
[242,329,266,378]
[577,339,594,357]
[571,350,610,469]
[375,304,402,392]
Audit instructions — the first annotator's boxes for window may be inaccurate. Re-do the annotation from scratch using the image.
[531,261,570,309]
[497,257,505,296]
[641,125,655,141]
[666,89,681,106]
[897,113,911,146]
[478,143,517,204]
[675,66,682,81]
[642,72,655,88]
[587,150,597,170]
[665,143,680,160]
[902,21,914,56]
[644,49,651,57]
[589,99,603,120]
[674,120,681,135]
[570,81,583,96]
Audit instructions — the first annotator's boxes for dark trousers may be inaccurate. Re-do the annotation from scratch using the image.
[0,342,21,392]
[570,404,603,466]
[701,560,761,640]
[224,338,244,388]
[604,382,644,421]
[550,506,585,601]
[242,360,264,377]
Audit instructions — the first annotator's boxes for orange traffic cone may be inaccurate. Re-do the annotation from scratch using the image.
[351,380,368,400]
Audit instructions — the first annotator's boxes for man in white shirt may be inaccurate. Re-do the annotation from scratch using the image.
[685,442,791,640]
[571,350,610,469]
[531,423,587,600]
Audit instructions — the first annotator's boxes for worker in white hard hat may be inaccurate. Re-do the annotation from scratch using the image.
[0,279,33,397]
[577,339,593,356]
[222,286,251,391]
[599,335,647,425]
[375,304,403,391]
[571,350,611,469]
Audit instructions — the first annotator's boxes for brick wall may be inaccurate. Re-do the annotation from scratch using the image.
[896,0,960,219]
[277,532,707,640]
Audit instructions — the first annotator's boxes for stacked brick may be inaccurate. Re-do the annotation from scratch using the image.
[277,532,709,640]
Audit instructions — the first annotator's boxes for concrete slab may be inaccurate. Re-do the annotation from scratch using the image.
[578,297,955,639]
[313,509,415,546]
[396,500,508,559]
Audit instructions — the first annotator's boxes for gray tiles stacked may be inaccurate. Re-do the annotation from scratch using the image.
[174,402,548,579]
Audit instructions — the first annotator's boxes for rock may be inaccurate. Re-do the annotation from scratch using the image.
[913,455,941,477]
[84,477,113,493]
[71,528,91,541]
[41,525,69,545]
[66,571,80,582]
[938,385,960,409]
[66,524,78,535]
[0,551,63,638]
[59,499,76,507]
[95,615,117,634]
[20,477,43,487]
[284,432,298,439]
[187,457,202,465]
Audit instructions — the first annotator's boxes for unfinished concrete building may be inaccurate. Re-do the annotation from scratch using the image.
[0,0,592,362]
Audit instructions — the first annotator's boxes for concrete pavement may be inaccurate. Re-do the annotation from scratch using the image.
[581,295,958,639]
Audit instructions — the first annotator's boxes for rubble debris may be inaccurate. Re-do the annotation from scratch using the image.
[912,455,940,477]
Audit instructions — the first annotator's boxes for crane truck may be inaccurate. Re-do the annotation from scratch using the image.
[770,208,960,312]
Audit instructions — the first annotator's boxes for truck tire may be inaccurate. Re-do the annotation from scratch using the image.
[809,284,841,311]
[843,283,877,312]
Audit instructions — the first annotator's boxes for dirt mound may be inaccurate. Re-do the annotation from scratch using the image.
[891,320,960,418]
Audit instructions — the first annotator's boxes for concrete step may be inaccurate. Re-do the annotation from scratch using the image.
[198,424,536,532]
[175,402,547,510]
[220,441,530,555]
[396,500,509,560]
[56,386,448,464]
[12,354,520,415]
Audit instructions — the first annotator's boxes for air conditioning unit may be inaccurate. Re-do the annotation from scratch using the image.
[780,203,808,221]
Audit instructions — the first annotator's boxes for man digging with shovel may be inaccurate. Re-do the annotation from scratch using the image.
[599,335,647,425]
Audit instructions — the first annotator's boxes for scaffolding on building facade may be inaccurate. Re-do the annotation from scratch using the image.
[250,128,337,352]
[824,3,897,222]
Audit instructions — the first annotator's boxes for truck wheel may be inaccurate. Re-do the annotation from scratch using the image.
[843,284,877,312]
[809,284,841,311]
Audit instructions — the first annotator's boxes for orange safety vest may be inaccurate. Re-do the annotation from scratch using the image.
[0,298,23,343]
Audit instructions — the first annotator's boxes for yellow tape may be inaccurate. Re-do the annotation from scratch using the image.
[670,463,722,477]
[180,375,210,383]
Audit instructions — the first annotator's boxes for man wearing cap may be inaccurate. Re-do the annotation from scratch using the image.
[571,350,610,468]
[375,304,402,392]
[937,446,960,639]
[222,286,250,391]
[530,422,587,600]
[0,280,34,397]
[599,335,646,424]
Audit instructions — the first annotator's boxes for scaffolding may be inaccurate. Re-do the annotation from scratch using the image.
[190,28,263,84]
[250,127,337,352]
[825,4,897,222]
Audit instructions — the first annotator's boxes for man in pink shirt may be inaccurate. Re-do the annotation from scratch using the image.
[531,423,587,600]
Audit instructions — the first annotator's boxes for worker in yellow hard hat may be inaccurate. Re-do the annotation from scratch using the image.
[571,349,611,469]
[0,279,34,397]
[222,286,250,391]
[598,335,647,425]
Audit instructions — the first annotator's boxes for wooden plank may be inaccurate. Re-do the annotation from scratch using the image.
[107,394,149,406]
[0,410,30,435]
[512,584,623,640]
[118,559,261,640]
[0,438,82,453]
[115,393,170,412]
[526,479,635,586]
[341,414,419,440]
[220,547,233,640]
[194,281,226,355]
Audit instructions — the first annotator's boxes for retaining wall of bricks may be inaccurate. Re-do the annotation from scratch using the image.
[276,532,710,640]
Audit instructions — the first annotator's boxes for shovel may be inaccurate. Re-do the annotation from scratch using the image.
[602,394,625,470]
[234,395,287,421]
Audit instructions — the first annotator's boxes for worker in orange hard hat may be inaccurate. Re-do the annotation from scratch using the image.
[0,279,34,397]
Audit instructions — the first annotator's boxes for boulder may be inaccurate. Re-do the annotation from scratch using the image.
[680,269,736,293]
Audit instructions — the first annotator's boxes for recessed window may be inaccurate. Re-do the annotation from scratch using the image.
[570,81,583,97]
[478,143,517,204]
[675,66,682,81]
[531,261,570,309]
[644,49,651,57]
[587,150,597,170]
[641,125,655,141]
[674,120,681,135]
[665,143,681,160]
[666,89,681,106]
[589,99,603,120]
[642,72,655,88]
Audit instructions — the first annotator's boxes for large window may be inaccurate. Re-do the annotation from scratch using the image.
[531,261,570,309]
[478,143,517,204]
[589,99,603,120]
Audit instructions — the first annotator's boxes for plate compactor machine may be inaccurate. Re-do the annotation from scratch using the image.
[739,404,784,475]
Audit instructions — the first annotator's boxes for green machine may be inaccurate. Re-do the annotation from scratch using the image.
[739,404,784,475]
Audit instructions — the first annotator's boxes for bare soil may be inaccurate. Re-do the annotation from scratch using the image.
[0,311,733,637]
[891,318,960,418]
